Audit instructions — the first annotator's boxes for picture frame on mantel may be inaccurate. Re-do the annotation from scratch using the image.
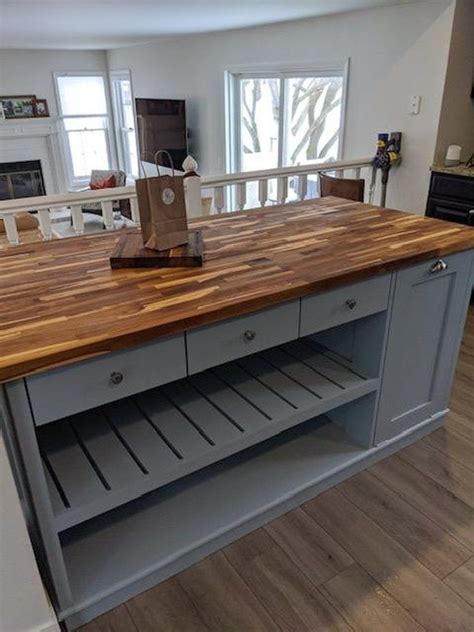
[33,98,49,118]
[0,95,36,119]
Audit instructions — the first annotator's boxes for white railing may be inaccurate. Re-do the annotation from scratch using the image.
[0,156,377,247]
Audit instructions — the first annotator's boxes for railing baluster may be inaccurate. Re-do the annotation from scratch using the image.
[130,198,140,224]
[70,205,85,235]
[297,175,308,201]
[236,183,246,211]
[277,177,288,204]
[3,214,20,245]
[258,179,268,207]
[101,201,115,230]
[353,168,361,179]
[37,210,52,241]
[213,187,225,214]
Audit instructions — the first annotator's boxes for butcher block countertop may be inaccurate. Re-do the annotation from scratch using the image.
[1,197,473,382]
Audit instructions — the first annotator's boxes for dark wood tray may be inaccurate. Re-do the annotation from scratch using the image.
[110,229,203,268]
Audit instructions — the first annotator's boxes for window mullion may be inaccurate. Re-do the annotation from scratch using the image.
[277,76,286,169]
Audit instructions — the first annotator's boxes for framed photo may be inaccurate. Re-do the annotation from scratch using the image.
[0,95,36,119]
[34,98,49,118]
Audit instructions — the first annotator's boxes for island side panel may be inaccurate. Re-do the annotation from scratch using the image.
[0,380,73,612]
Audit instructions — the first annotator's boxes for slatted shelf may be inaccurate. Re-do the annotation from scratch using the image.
[39,339,378,531]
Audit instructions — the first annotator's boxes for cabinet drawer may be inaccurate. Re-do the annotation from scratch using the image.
[300,274,390,336]
[26,334,186,425]
[186,300,300,374]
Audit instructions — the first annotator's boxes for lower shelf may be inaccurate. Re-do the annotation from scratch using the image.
[60,417,368,620]
[40,338,377,531]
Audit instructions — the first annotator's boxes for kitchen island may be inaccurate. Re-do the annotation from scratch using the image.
[1,197,473,629]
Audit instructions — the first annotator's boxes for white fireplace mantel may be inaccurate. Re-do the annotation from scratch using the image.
[0,117,67,194]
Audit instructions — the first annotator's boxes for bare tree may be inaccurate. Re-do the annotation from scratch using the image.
[242,80,261,154]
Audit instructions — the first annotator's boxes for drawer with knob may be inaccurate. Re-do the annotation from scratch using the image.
[300,274,391,337]
[186,300,300,374]
[26,334,186,425]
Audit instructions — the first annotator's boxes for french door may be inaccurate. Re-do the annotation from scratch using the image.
[227,64,348,205]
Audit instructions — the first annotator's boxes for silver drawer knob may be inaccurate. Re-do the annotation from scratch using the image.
[244,330,256,341]
[110,371,124,385]
[430,259,448,274]
[346,298,357,310]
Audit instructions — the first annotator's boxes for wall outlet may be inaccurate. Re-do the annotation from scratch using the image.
[410,95,421,115]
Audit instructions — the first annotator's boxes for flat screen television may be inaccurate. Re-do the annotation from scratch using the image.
[135,98,187,171]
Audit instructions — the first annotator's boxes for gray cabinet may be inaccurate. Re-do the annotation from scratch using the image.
[375,251,473,443]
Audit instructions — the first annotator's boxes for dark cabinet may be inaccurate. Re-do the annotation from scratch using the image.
[426,171,474,226]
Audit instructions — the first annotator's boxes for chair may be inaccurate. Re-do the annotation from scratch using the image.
[319,172,365,202]
[80,169,131,219]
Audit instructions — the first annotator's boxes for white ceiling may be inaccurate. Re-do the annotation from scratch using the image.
[0,0,420,50]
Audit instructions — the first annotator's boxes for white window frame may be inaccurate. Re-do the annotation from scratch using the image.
[54,71,117,189]
[109,69,138,178]
[225,60,349,174]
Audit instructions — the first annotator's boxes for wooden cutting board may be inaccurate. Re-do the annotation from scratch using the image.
[110,229,203,268]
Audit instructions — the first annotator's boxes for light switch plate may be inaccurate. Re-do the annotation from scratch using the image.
[410,95,421,115]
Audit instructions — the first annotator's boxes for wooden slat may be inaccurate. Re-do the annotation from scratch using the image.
[161,380,243,445]
[189,371,270,432]
[1,199,473,381]
[260,347,342,398]
[285,340,365,387]
[103,399,180,474]
[39,421,106,508]
[73,409,146,488]
[236,354,318,409]
[212,362,294,420]
[135,389,212,458]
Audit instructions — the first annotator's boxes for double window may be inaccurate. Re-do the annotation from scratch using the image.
[227,64,348,203]
[55,73,113,186]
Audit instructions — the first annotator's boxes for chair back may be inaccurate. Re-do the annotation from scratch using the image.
[319,172,365,202]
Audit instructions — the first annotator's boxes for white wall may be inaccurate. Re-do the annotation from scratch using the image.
[0,49,108,116]
[108,1,455,214]
[434,0,474,164]
[0,433,60,632]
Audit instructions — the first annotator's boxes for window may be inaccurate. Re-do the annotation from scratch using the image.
[110,71,138,177]
[55,73,113,186]
[227,64,347,205]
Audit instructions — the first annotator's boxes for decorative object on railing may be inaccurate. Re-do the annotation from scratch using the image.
[0,155,383,248]
[370,132,402,206]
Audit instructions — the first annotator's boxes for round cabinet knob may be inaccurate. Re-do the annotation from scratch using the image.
[110,371,124,385]
[430,259,448,274]
[244,330,256,341]
[345,298,357,310]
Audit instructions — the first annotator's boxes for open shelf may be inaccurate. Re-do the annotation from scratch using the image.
[60,417,370,618]
[39,338,378,531]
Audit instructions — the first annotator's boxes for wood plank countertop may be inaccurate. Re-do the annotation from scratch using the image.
[1,197,473,382]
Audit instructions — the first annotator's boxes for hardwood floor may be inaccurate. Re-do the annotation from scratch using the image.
[79,307,473,632]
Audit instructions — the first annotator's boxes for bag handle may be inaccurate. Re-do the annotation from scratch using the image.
[154,150,175,177]
[138,150,175,178]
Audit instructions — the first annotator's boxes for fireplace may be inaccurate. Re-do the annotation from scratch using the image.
[0,160,46,201]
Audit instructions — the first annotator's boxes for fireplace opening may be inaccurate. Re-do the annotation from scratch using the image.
[0,160,46,201]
